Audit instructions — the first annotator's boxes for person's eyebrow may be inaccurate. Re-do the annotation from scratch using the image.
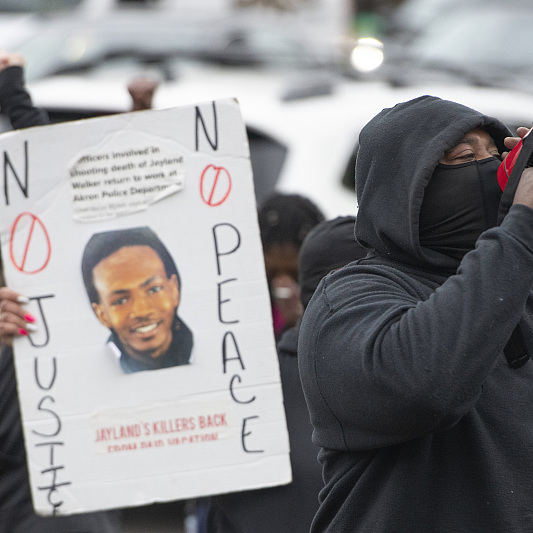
[460,134,496,148]
[443,138,471,156]
[105,275,166,297]
[140,275,165,288]
[451,135,482,148]
[108,288,130,297]
[446,135,496,157]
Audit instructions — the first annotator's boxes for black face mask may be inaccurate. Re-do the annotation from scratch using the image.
[419,157,502,260]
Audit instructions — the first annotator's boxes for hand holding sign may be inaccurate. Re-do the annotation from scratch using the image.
[0,287,37,345]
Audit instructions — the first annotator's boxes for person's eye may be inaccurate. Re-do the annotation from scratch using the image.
[443,148,474,163]
[111,296,128,306]
[454,152,475,162]
[148,285,163,294]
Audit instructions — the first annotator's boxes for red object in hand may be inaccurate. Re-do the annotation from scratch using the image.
[498,129,533,191]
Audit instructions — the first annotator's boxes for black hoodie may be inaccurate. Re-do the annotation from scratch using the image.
[298,96,533,532]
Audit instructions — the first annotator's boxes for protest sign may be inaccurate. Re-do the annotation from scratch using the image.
[0,98,291,515]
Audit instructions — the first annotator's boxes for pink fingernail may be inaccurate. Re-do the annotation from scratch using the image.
[19,328,28,336]
[24,314,36,323]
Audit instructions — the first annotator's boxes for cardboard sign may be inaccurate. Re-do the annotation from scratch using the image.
[0,98,291,515]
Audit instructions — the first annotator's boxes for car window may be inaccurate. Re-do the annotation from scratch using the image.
[0,0,83,13]
[244,127,287,204]
[408,6,533,72]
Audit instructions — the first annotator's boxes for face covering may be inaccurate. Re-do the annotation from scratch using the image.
[419,157,501,260]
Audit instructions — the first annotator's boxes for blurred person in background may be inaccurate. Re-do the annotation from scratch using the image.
[257,192,325,341]
[205,215,366,533]
[0,51,122,533]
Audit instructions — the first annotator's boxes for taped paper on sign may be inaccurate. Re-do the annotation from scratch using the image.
[69,142,185,221]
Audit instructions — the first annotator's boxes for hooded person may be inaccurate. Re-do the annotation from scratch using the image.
[298,95,533,532]
[205,216,366,533]
[81,226,193,374]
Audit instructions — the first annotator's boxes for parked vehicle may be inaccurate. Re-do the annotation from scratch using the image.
[374,0,533,95]
[21,67,533,218]
[7,7,348,83]
[6,2,533,218]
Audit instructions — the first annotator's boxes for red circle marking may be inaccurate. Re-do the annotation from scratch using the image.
[9,212,51,274]
[200,164,232,206]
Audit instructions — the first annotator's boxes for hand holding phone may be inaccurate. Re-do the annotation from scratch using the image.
[498,127,533,191]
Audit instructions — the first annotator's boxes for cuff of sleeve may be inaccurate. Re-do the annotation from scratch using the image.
[0,66,24,102]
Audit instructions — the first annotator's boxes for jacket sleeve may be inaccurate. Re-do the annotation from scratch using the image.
[0,66,49,129]
[299,204,533,451]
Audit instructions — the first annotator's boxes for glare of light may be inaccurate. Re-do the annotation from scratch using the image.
[350,37,384,73]
[64,34,90,64]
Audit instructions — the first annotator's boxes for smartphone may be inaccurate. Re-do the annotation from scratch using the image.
[498,128,533,190]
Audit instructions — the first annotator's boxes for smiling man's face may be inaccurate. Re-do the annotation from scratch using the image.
[91,245,179,362]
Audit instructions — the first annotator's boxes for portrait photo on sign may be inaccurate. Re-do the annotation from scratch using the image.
[81,226,193,374]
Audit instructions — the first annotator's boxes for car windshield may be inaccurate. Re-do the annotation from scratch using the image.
[389,0,463,36]
[15,14,328,82]
[406,5,533,73]
[0,0,83,13]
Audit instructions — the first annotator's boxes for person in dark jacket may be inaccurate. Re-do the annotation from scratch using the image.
[206,216,366,533]
[0,53,121,533]
[298,95,533,532]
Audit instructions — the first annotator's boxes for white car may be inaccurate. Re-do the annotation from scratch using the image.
[22,68,533,219]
